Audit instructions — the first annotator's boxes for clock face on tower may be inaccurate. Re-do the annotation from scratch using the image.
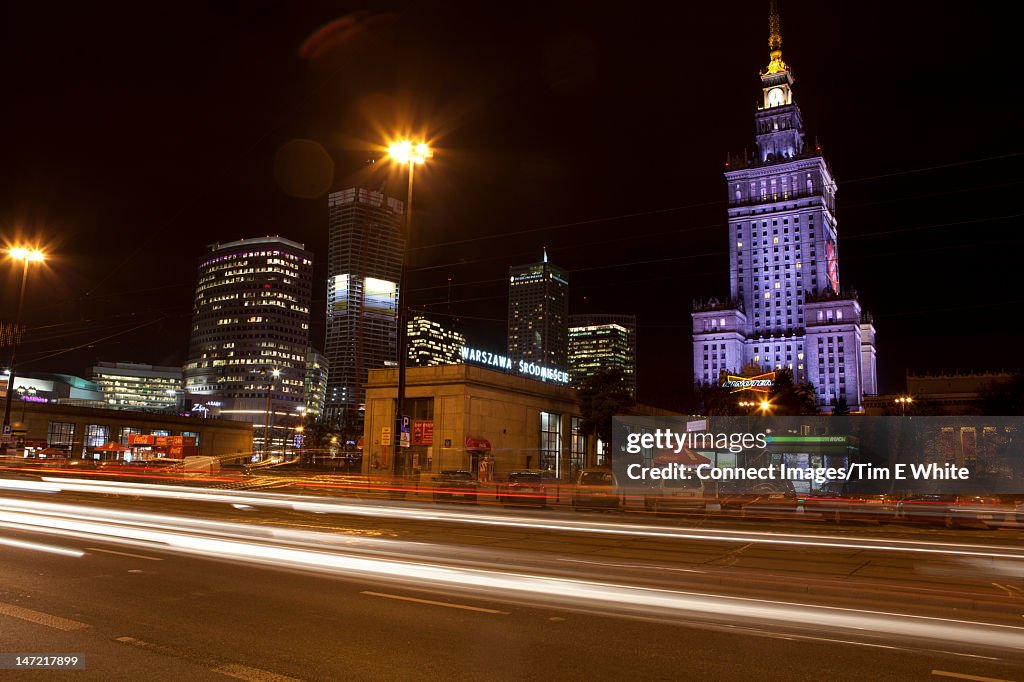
[767,87,785,107]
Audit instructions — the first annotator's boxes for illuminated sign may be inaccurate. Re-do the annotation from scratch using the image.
[721,372,776,393]
[825,238,839,293]
[459,346,570,384]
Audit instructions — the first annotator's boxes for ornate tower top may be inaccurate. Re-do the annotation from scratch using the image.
[764,0,788,76]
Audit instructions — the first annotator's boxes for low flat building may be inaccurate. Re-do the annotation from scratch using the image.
[90,361,183,411]
[11,400,253,459]
[362,364,583,479]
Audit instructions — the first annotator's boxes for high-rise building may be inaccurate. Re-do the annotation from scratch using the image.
[407,315,465,367]
[324,187,405,425]
[303,347,329,417]
[568,314,637,397]
[183,236,313,448]
[90,361,183,411]
[508,250,569,372]
[692,4,877,412]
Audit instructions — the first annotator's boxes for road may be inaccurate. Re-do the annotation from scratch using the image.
[1,474,1023,681]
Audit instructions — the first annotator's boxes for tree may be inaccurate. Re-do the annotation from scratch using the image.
[579,367,636,464]
[831,396,850,416]
[981,374,1024,416]
[768,368,818,415]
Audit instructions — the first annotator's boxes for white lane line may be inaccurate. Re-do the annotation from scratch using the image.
[213,664,305,682]
[87,547,163,561]
[0,534,84,557]
[932,671,1015,682]
[0,602,90,631]
[361,590,510,615]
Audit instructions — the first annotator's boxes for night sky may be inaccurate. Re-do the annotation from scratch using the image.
[1,1,1020,409]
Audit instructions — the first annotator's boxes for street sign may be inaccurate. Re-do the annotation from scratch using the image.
[400,415,411,448]
[1,425,10,436]
[381,427,392,446]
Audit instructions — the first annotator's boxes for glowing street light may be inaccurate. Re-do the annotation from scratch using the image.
[262,368,281,458]
[3,245,47,448]
[386,137,432,479]
[895,395,913,416]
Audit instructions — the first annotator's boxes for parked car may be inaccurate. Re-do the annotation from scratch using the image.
[643,475,708,515]
[497,471,549,507]
[802,481,900,524]
[572,468,621,511]
[432,470,478,503]
[717,479,800,518]
[895,494,1009,529]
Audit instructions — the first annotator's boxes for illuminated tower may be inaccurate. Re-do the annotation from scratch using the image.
[692,2,877,411]
[508,249,569,372]
[184,236,313,441]
[569,314,637,397]
[324,187,405,425]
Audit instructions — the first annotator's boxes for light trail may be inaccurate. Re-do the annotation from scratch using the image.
[15,476,1024,561]
[0,495,1022,655]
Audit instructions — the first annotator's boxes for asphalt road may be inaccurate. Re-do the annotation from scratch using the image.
[1,477,1023,681]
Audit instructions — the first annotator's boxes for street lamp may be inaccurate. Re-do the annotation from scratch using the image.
[387,138,432,479]
[895,395,913,416]
[262,368,281,459]
[3,246,46,449]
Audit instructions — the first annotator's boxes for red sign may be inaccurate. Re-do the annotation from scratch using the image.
[128,434,196,447]
[412,420,434,446]
[464,436,491,452]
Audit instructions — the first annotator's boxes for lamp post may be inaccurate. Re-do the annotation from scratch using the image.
[387,139,432,479]
[3,247,45,450]
[895,396,913,416]
[262,368,280,460]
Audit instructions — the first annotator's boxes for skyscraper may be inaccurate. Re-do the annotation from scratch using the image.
[568,314,637,397]
[303,347,329,417]
[324,187,405,425]
[407,315,465,367]
[508,250,569,372]
[692,4,877,412]
[184,236,313,445]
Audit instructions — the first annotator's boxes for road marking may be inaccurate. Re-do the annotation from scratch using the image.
[213,663,305,682]
[0,602,90,631]
[932,671,1015,682]
[87,547,162,561]
[117,638,304,681]
[360,591,510,615]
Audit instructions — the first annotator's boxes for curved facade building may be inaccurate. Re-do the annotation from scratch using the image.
[184,236,313,451]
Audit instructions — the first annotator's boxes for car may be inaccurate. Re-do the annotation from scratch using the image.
[895,494,1009,529]
[643,475,708,515]
[716,479,800,518]
[497,471,549,507]
[572,468,621,511]
[432,470,478,503]
[802,480,899,524]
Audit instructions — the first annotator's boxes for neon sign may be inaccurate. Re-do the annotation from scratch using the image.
[722,371,776,393]
[460,346,570,384]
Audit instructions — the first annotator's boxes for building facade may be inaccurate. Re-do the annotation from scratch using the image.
[183,236,313,449]
[90,361,183,411]
[692,5,877,412]
[407,314,465,367]
[303,347,329,416]
[362,364,584,479]
[324,187,405,425]
[13,401,252,459]
[508,251,569,373]
[568,314,637,397]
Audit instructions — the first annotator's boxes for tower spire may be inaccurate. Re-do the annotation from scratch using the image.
[765,0,788,75]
